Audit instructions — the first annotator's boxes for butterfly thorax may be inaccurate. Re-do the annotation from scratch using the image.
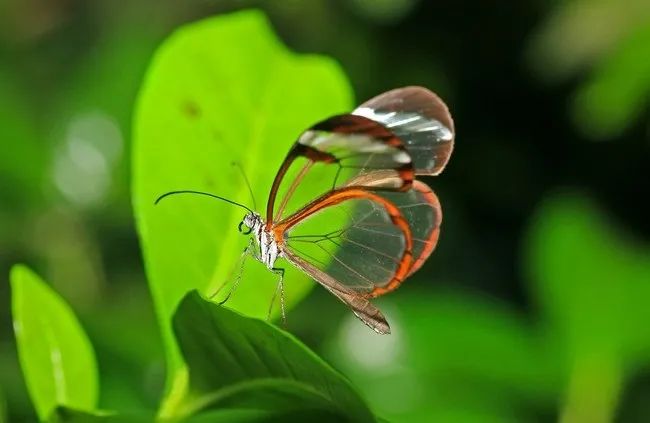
[243,212,281,269]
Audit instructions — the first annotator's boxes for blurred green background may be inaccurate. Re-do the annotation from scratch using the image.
[1,0,649,422]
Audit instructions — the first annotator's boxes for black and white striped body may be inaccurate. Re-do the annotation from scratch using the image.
[242,212,280,270]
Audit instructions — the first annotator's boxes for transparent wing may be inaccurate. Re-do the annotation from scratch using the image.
[344,173,442,280]
[283,195,410,296]
[353,86,454,176]
[265,114,415,225]
[278,179,439,301]
[283,248,391,334]
[398,181,442,276]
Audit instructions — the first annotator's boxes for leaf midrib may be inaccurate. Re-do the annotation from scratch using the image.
[179,378,341,419]
[41,314,69,407]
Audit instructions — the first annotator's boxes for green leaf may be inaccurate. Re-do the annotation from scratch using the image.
[525,192,650,421]
[165,291,375,422]
[0,387,6,423]
[526,193,650,363]
[185,409,284,423]
[50,407,339,423]
[525,0,650,140]
[186,408,341,423]
[49,408,152,423]
[10,265,99,421]
[572,24,650,140]
[187,380,359,422]
[132,8,353,388]
[525,0,650,81]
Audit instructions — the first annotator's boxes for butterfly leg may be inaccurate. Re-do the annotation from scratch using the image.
[267,267,286,326]
[209,237,255,304]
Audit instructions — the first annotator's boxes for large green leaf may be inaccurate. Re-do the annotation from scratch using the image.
[164,291,375,422]
[10,265,99,421]
[132,9,353,386]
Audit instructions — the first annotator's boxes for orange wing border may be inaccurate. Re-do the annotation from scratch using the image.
[406,180,442,278]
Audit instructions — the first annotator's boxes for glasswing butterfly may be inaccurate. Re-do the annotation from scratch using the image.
[156,86,454,334]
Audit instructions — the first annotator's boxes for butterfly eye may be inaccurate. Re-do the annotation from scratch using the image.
[238,221,252,235]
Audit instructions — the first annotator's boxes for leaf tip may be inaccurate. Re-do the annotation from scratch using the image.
[9,263,30,286]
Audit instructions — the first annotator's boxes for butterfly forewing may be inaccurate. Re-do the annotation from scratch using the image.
[353,86,454,176]
[266,114,414,225]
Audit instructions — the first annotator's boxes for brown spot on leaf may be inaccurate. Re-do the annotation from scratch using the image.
[182,101,201,119]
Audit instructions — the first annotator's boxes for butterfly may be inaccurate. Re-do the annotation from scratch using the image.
[156,86,454,334]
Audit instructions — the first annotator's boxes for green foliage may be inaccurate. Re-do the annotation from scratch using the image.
[49,407,153,423]
[10,265,98,421]
[0,73,47,212]
[526,0,650,81]
[528,193,650,363]
[0,388,6,423]
[329,289,559,422]
[163,291,374,422]
[526,193,650,421]
[50,406,335,423]
[10,9,373,422]
[572,24,650,139]
[39,291,377,422]
[48,407,155,423]
[132,9,353,390]
[6,4,650,423]
[526,0,650,140]
[330,192,650,421]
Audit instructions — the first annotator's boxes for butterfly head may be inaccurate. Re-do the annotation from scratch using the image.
[239,212,263,236]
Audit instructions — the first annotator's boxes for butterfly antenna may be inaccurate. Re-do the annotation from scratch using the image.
[154,190,253,214]
[231,161,257,211]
